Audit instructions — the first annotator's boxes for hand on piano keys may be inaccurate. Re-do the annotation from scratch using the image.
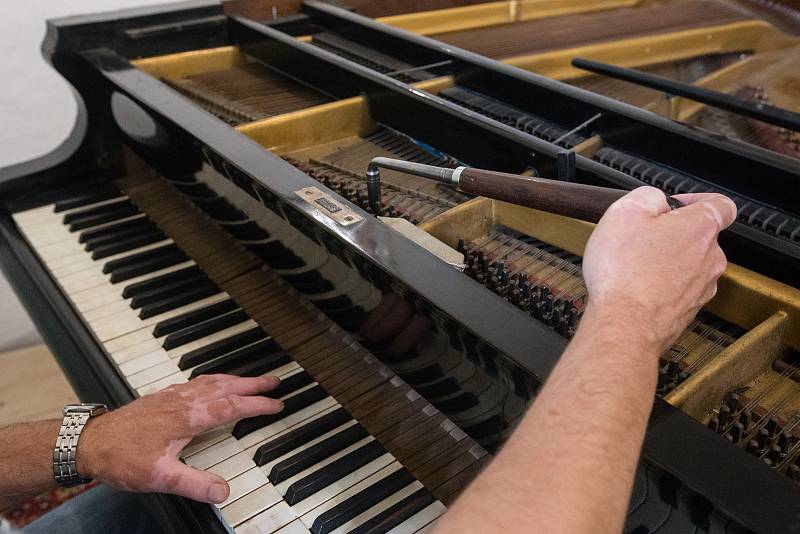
[77,374,285,504]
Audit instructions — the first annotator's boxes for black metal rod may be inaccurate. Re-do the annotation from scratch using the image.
[572,57,800,133]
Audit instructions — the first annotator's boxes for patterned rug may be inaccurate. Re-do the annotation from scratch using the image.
[1,482,98,528]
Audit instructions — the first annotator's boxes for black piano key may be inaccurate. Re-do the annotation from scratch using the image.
[65,200,140,231]
[253,408,352,467]
[108,250,189,284]
[232,385,328,440]
[129,273,210,309]
[103,243,181,274]
[265,371,313,399]
[222,352,293,378]
[122,265,203,299]
[180,327,269,370]
[54,187,121,212]
[90,230,166,260]
[271,424,372,485]
[185,336,281,374]
[139,285,222,320]
[310,468,417,534]
[82,217,154,247]
[162,309,249,351]
[62,198,131,223]
[348,488,435,534]
[150,298,236,334]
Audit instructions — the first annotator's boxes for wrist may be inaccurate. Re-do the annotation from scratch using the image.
[75,414,105,481]
[579,302,663,357]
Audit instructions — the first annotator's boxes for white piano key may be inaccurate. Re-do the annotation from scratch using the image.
[107,327,160,353]
[127,359,181,388]
[220,467,270,508]
[266,361,302,380]
[208,451,258,482]
[386,501,447,534]
[272,520,309,534]
[273,436,374,497]
[118,349,170,377]
[82,298,134,322]
[235,501,297,534]
[415,521,439,534]
[298,461,402,526]
[136,371,186,395]
[257,420,358,477]
[237,397,339,450]
[327,481,424,534]
[181,425,234,458]
[70,260,197,310]
[185,436,243,470]
[221,483,283,527]
[111,338,163,365]
[53,260,106,279]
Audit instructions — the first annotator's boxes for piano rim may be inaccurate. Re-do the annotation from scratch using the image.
[1,2,799,531]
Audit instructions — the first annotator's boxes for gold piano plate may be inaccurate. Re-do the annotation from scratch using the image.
[294,186,364,226]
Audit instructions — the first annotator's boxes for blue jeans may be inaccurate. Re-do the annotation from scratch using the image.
[23,485,163,534]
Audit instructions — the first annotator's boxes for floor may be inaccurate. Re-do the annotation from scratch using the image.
[0,344,77,426]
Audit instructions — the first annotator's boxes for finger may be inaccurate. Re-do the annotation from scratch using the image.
[672,193,737,232]
[607,186,671,218]
[213,375,282,398]
[184,374,281,401]
[157,460,230,503]
[198,394,284,430]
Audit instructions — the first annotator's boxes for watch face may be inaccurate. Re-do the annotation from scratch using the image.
[64,403,108,415]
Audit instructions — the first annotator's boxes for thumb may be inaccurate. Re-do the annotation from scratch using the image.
[608,186,671,218]
[158,460,230,504]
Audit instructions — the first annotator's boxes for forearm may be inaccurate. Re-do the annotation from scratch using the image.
[0,420,60,511]
[435,306,659,533]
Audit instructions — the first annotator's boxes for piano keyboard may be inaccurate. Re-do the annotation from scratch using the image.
[12,175,489,533]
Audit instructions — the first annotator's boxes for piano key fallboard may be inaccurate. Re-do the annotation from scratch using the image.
[11,174,489,534]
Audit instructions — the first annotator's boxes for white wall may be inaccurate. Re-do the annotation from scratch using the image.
[0,0,169,351]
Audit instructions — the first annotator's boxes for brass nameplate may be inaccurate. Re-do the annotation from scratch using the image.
[295,187,363,226]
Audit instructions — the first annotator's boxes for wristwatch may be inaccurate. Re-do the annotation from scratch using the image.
[53,403,107,488]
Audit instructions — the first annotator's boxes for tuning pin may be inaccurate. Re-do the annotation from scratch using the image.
[707,415,720,433]
[730,422,745,444]
[739,410,752,429]
[779,431,795,450]
[767,417,780,439]
[517,272,527,288]
[727,393,741,413]
[456,239,466,254]
[666,360,680,381]
[757,428,770,449]
[767,444,783,464]
[746,439,761,455]
[718,405,731,427]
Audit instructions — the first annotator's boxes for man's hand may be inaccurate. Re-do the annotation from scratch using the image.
[77,374,283,504]
[582,186,737,353]
[435,186,738,534]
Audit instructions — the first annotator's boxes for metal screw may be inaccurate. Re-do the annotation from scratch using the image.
[344,216,353,221]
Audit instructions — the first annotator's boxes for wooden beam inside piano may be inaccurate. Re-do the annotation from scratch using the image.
[418,195,800,483]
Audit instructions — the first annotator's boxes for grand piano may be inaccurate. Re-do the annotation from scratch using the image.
[2,1,800,532]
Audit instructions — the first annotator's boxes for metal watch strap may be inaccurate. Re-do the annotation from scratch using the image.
[53,404,107,488]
